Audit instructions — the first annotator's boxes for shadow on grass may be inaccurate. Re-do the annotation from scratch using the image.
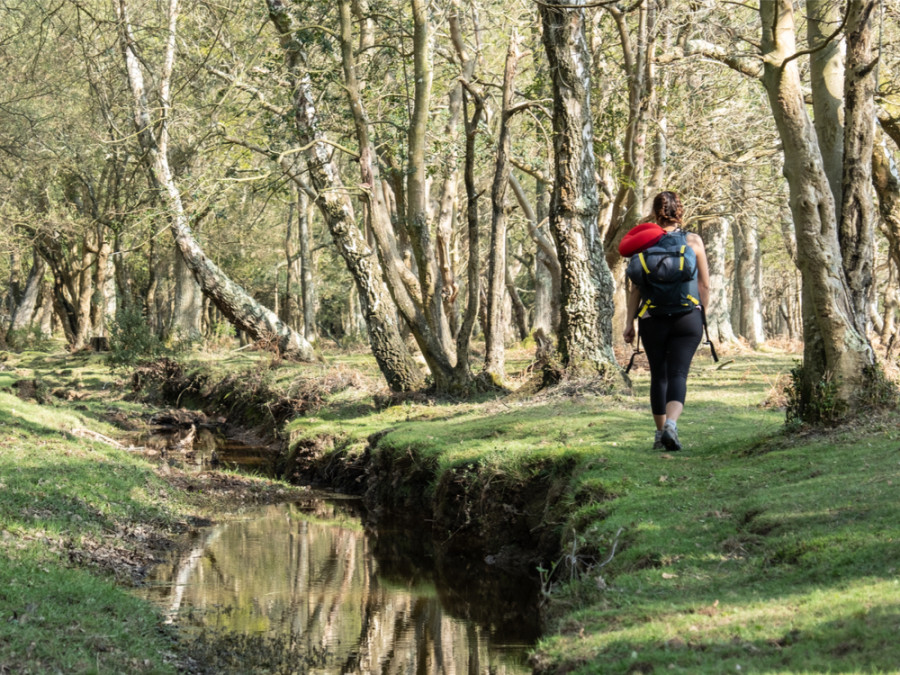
[0,407,174,538]
[572,604,900,674]
[0,403,79,442]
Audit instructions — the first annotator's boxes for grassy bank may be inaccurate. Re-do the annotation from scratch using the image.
[284,347,900,672]
[0,349,305,673]
[2,344,899,673]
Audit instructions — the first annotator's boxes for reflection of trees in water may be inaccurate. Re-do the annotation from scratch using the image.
[146,500,532,674]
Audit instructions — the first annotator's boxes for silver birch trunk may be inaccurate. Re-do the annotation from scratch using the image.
[539,0,621,380]
[118,0,315,361]
[483,37,519,382]
[267,0,423,389]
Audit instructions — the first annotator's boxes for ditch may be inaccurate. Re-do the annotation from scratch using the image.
[139,424,542,674]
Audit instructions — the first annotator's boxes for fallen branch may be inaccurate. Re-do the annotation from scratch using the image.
[71,427,125,449]
[71,428,145,453]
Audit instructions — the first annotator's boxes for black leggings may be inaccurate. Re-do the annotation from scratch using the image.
[640,309,703,416]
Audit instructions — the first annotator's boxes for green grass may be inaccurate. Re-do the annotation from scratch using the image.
[284,345,900,673]
[2,344,898,673]
[0,384,186,672]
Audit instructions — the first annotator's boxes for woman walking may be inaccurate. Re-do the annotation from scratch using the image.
[622,191,710,451]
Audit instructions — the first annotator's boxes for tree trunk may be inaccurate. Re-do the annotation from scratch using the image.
[510,173,559,337]
[700,217,735,344]
[72,236,96,350]
[5,250,22,325]
[118,0,316,361]
[37,281,53,337]
[730,213,765,347]
[760,0,875,418]
[145,236,160,335]
[483,37,519,382]
[266,0,423,388]
[456,85,486,382]
[603,2,656,348]
[297,188,317,343]
[808,0,846,215]
[872,142,900,275]
[31,229,92,350]
[283,200,300,331]
[7,253,44,339]
[505,263,529,342]
[405,0,454,360]
[539,0,622,382]
[90,233,111,339]
[170,236,204,340]
[434,2,478,341]
[604,1,656,263]
[838,0,879,322]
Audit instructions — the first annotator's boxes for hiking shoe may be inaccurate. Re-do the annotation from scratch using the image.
[660,423,682,451]
[652,430,664,450]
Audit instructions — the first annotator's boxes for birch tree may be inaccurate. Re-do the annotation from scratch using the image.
[116,0,316,361]
[539,0,622,382]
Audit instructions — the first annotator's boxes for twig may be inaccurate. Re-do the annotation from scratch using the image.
[596,527,624,570]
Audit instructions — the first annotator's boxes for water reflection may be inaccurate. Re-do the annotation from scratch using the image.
[138,425,276,476]
[143,497,538,674]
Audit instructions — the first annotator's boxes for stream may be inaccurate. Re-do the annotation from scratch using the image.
[139,427,541,674]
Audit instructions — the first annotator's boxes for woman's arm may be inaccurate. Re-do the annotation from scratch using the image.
[623,282,642,344]
[687,233,710,309]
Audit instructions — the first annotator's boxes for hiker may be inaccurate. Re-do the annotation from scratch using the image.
[622,191,710,451]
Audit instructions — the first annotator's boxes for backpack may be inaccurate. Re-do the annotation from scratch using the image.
[625,230,701,318]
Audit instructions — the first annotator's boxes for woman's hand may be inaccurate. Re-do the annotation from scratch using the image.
[623,323,636,344]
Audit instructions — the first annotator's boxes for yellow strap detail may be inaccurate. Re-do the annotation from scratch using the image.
[679,245,686,271]
[639,252,650,274]
[637,299,652,318]
[686,294,699,305]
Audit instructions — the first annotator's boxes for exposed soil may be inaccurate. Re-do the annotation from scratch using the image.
[130,358,574,576]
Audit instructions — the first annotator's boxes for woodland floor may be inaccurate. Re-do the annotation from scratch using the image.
[1,339,899,674]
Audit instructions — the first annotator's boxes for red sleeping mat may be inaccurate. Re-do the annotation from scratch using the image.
[618,222,666,256]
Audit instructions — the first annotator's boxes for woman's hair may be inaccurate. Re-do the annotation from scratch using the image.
[653,191,683,227]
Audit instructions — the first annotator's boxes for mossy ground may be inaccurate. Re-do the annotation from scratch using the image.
[1,340,898,673]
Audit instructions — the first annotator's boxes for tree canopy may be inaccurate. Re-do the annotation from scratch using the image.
[1,0,898,418]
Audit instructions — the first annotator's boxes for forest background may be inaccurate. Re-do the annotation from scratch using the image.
[2,2,900,673]
[2,0,900,415]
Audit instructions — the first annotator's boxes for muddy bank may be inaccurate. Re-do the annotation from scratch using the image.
[131,359,574,575]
